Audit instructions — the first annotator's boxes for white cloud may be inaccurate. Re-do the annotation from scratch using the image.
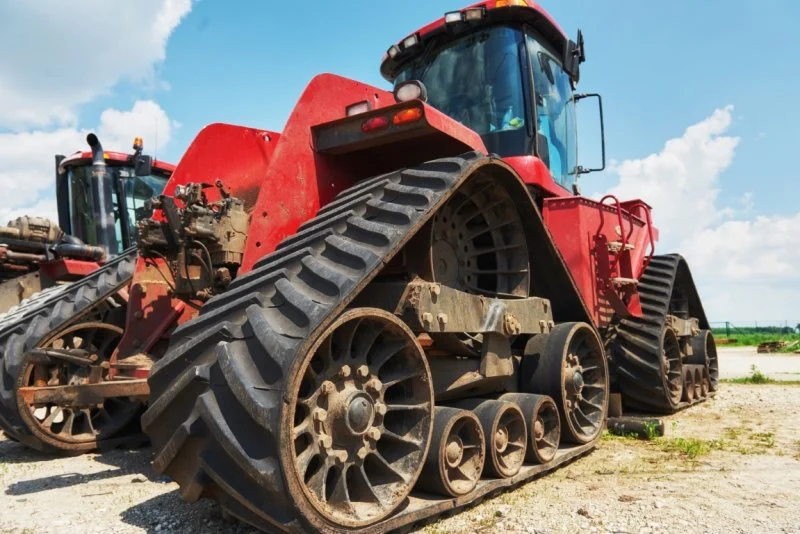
[0,0,191,130]
[605,106,800,322]
[605,106,740,246]
[0,100,177,224]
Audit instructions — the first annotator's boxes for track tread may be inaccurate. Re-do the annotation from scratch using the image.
[611,254,685,413]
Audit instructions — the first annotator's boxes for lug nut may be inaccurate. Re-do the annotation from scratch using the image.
[320,381,335,395]
[429,284,441,297]
[333,450,349,465]
[318,435,332,449]
[356,446,369,460]
[422,312,433,325]
[356,365,370,379]
[367,428,382,441]
[437,313,448,326]
[339,365,352,378]
[366,378,383,395]
[312,408,327,422]
[374,403,387,416]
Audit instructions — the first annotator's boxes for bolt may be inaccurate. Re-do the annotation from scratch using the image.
[422,312,433,325]
[339,365,352,378]
[357,446,369,460]
[312,408,327,422]
[437,313,448,326]
[320,381,335,395]
[429,284,441,297]
[374,403,387,416]
[318,435,332,450]
[134,310,143,320]
[333,450,349,465]
[367,428,382,441]
[366,379,383,396]
[356,365,370,379]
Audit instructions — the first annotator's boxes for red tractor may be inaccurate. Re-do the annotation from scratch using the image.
[0,134,173,448]
[0,1,718,531]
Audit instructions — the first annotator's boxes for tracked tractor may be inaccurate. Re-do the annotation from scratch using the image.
[0,135,173,449]
[0,0,718,531]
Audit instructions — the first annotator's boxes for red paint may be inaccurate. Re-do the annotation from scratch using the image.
[38,258,100,281]
[542,196,656,327]
[503,156,570,198]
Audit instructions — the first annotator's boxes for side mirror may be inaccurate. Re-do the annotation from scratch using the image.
[564,29,585,83]
[134,155,153,176]
[574,93,606,174]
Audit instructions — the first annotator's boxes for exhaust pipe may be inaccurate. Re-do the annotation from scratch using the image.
[87,133,119,257]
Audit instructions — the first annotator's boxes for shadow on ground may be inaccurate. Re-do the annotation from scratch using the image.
[120,490,250,534]
[2,438,166,496]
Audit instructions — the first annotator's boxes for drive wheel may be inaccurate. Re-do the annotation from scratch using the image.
[521,322,608,444]
[287,308,433,528]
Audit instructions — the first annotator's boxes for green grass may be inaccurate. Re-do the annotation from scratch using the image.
[721,365,800,385]
[657,437,726,458]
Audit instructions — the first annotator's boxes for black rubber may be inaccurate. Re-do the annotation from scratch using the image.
[142,154,495,532]
[610,254,709,414]
[0,249,136,451]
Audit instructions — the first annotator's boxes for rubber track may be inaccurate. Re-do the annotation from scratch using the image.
[142,153,488,533]
[611,254,685,413]
[0,249,137,450]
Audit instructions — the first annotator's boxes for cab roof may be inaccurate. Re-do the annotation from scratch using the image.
[380,0,568,82]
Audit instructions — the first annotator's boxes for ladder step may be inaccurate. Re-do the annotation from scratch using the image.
[607,241,635,253]
[612,277,639,287]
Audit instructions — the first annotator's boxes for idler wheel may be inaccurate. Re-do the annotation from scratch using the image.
[451,399,526,478]
[520,322,608,444]
[683,369,696,402]
[416,407,485,497]
[499,393,560,464]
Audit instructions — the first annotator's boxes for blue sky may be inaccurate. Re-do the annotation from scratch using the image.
[108,0,800,214]
[1,0,798,322]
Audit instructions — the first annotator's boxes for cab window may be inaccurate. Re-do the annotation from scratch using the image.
[527,33,578,191]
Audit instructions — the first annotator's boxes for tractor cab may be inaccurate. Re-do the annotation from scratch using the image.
[56,137,175,256]
[381,0,599,196]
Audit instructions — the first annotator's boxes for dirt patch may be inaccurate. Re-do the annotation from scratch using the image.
[1,384,799,533]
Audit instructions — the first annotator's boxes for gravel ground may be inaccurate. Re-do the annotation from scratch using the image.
[1,349,799,534]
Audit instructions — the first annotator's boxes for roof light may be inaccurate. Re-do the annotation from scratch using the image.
[444,11,463,24]
[464,7,485,20]
[346,100,371,117]
[361,116,390,133]
[495,0,528,7]
[392,108,423,126]
[387,44,400,59]
[394,80,428,103]
[402,33,419,49]
[133,136,143,150]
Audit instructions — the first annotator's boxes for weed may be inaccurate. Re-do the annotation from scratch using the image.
[657,437,725,459]
[643,421,660,441]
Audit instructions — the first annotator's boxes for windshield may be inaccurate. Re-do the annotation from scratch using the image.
[395,26,531,157]
[67,165,168,250]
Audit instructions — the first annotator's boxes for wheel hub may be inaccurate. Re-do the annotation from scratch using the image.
[533,418,545,441]
[445,436,464,468]
[345,394,374,435]
[494,426,509,453]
